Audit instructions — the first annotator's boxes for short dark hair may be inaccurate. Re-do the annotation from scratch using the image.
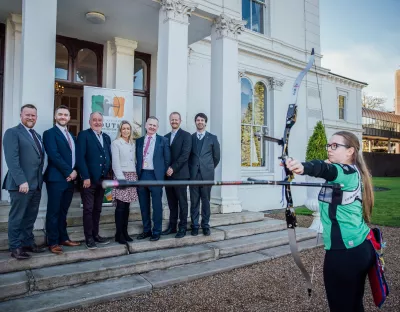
[169,112,181,120]
[55,105,70,114]
[21,104,37,112]
[194,113,208,123]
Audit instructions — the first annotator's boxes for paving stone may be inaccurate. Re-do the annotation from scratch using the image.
[0,274,151,312]
[207,228,317,258]
[0,271,29,300]
[0,243,128,274]
[32,245,215,291]
[141,252,271,288]
[214,218,286,239]
[208,212,265,227]
[128,229,225,253]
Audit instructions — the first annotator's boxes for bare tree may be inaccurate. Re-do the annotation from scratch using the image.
[362,92,387,111]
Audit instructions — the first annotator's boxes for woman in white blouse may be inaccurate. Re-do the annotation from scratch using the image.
[111,120,138,244]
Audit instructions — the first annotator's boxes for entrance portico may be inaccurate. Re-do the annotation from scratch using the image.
[0,0,245,229]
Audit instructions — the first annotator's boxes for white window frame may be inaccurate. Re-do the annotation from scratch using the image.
[242,0,270,36]
[337,89,348,121]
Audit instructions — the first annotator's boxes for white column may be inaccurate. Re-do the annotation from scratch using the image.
[1,14,23,200]
[111,38,138,91]
[210,15,246,213]
[155,0,197,134]
[20,0,57,228]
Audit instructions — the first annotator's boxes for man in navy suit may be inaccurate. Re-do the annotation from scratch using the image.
[43,105,81,254]
[136,116,170,241]
[76,112,112,249]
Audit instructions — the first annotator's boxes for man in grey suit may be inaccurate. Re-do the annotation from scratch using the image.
[189,113,220,236]
[2,104,46,259]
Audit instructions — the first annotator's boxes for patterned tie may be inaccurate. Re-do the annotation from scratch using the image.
[65,129,73,150]
[142,136,152,168]
[198,133,203,140]
[29,129,43,159]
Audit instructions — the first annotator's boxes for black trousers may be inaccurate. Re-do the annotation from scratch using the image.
[323,239,375,312]
[165,179,189,230]
[81,181,105,241]
[189,171,211,229]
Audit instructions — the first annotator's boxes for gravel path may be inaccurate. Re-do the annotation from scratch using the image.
[69,215,399,312]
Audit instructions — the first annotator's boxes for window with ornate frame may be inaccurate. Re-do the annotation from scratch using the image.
[338,91,347,120]
[241,77,269,168]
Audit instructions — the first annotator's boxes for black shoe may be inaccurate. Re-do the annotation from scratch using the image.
[85,239,97,250]
[191,228,199,236]
[122,231,133,242]
[11,247,31,260]
[150,234,160,241]
[161,227,177,235]
[137,232,152,240]
[115,232,127,244]
[94,235,110,245]
[22,244,46,253]
[202,228,211,236]
[175,229,186,238]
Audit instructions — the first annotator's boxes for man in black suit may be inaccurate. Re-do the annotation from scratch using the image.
[2,104,46,259]
[136,116,170,242]
[76,112,112,249]
[162,112,192,238]
[43,105,81,254]
[189,113,220,236]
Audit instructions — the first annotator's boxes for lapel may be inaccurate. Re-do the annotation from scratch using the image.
[137,136,144,163]
[171,128,181,147]
[154,134,160,157]
[53,125,71,151]
[200,132,209,156]
[193,133,199,156]
[88,129,105,154]
[18,123,41,156]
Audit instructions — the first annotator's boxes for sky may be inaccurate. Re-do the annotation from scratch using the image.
[319,0,400,111]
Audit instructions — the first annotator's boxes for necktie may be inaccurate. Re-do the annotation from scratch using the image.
[65,129,73,150]
[198,133,203,140]
[29,129,43,158]
[142,136,152,168]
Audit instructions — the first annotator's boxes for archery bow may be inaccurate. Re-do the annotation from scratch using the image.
[253,48,316,297]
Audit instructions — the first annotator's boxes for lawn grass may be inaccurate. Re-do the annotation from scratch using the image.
[295,177,400,227]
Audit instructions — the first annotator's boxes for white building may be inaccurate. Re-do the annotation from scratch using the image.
[0,0,366,226]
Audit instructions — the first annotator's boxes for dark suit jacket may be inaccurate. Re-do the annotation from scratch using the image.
[189,131,221,180]
[76,129,112,183]
[165,128,192,180]
[2,123,45,191]
[43,125,76,183]
[136,134,171,181]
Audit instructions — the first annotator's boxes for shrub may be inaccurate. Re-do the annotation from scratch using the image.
[305,121,328,161]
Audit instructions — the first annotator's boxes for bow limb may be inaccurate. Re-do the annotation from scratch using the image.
[283,48,315,297]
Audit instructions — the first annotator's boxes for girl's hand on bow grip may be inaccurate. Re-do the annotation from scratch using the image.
[285,158,304,175]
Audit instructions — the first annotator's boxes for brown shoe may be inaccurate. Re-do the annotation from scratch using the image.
[60,240,81,247]
[49,245,63,255]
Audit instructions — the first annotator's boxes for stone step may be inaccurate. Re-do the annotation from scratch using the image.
[0,275,151,311]
[207,228,317,258]
[0,230,46,252]
[214,217,286,239]
[31,245,215,291]
[0,271,29,301]
[0,243,128,274]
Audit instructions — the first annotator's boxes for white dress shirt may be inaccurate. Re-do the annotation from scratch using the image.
[56,123,76,167]
[92,129,104,147]
[196,130,206,140]
[111,138,136,180]
[170,129,179,144]
[143,135,156,170]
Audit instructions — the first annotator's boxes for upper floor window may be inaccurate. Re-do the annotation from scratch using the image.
[242,0,265,34]
[75,48,97,84]
[241,78,269,168]
[338,94,346,120]
[55,43,69,80]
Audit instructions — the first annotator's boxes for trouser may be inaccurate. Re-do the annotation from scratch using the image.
[189,171,211,229]
[137,170,163,235]
[46,181,74,246]
[115,199,130,236]
[81,181,105,241]
[165,179,189,230]
[8,189,42,250]
[323,239,375,312]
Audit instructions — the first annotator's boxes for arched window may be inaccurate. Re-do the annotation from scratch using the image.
[241,78,269,168]
[55,43,69,80]
[133,53,151,137]
[75,48,97,84]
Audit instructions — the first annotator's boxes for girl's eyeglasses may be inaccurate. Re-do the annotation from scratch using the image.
[326,143,350,150]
